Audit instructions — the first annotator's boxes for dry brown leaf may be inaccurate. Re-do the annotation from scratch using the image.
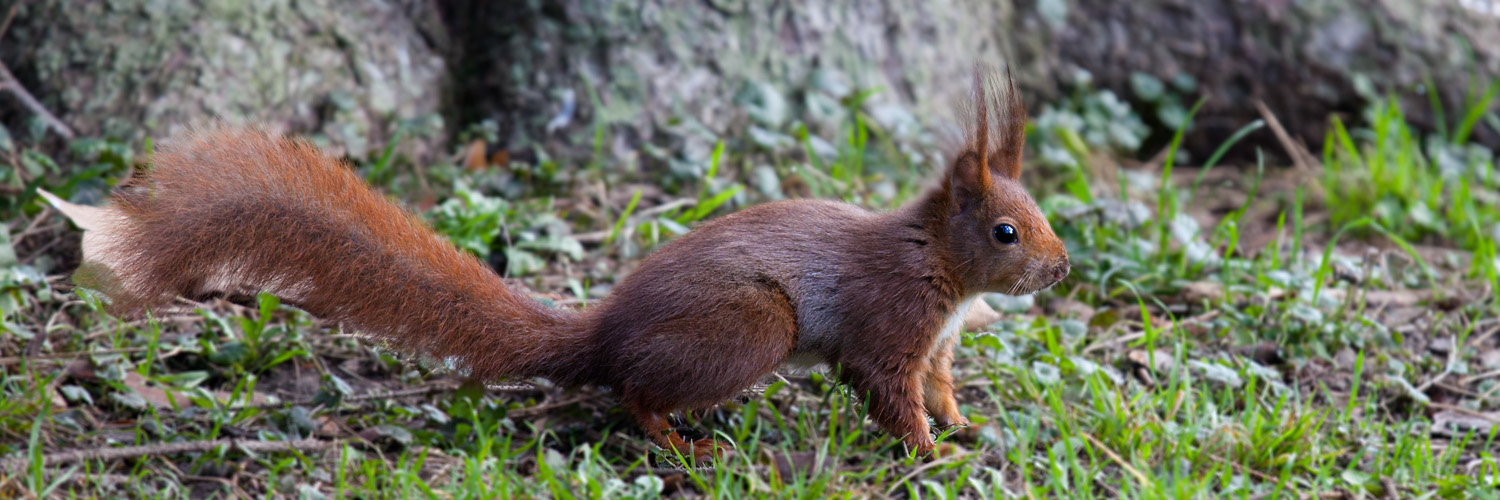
[462,139,488,171]
[1126,349,1176,373]
[122,371,268,410]
[1048,298,1096,322]
[1430,410,1500,438]
[962,299,1002,332]
[1181,281,1224,303]
[122,371,177,410]
[1321,289,1431,307]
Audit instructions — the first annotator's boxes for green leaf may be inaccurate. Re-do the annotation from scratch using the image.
[0,228,17,268]
[1129,72,1166,101]
[504,248,546,277]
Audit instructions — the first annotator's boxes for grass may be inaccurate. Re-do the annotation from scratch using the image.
[0,82,1497,499]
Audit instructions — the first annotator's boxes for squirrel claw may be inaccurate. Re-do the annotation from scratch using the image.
[933,415,971,429]
[686,438,735,463]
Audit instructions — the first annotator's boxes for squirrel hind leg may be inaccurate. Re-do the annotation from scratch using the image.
[612,282,800,462]
[630,405,734,464]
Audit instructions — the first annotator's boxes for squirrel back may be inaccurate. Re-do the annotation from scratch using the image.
[80,127,593,384]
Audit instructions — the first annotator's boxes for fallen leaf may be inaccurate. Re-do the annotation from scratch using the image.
[1430,410,1500,438]
[121,371,268,410]
[1320,288,1430,307]
[122,372,177,410]
[490,149,510,168]
[1048,299,1095,322]
[1126,349,1175,373]
[462,139,488,171]
[962,299,1002,332]
[1181,281,1224,303]
[359,424,414,449]
[1480,350,1500,369]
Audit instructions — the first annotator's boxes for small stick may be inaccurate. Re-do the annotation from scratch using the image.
[883,450,971,497]
[508,394,593,418]
[0,60,75,140]
[0,347,149,366]
[1255,101,1314,172]
[0,4,17,41]
[0,438,338,471]
[1079,432,1152,488]
[1429,402,1500,424]
[240,381,465,409]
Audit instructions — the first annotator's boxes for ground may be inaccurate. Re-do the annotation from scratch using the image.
[0,87,1497,499]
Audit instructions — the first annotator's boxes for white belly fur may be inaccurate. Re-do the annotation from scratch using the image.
[931,297,977,359]
[782,296,979,372]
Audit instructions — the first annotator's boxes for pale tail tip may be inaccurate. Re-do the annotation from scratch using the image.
[36,188,108,232]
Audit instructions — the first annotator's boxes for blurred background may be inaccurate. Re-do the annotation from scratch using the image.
[4,1,1497,176]
[6,0,1499,271]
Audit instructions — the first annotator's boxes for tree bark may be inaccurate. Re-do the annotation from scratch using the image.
[441,0,1500,163]
[4,0,1497,169]
[0,0,449,158]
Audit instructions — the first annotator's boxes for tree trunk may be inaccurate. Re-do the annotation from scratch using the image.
[4,0,1497,170]
[0,0,449,158]
[442,0,1500,164]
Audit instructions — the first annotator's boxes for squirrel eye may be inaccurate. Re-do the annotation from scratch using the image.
[993,224,1019,245]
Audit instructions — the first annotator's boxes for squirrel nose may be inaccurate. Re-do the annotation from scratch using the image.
[1051,257,1070,283]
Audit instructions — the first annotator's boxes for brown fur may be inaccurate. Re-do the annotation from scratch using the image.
[83,66,1067,462]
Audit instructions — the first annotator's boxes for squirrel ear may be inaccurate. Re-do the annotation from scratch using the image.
[947,151,993,210]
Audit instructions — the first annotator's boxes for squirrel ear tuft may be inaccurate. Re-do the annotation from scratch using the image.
[961,64,1026,181]
[947,63,1028,209]
[989,67,1026,180]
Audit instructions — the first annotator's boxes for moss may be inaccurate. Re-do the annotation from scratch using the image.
[2,0,446,158]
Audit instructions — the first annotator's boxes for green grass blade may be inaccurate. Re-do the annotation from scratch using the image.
[606,190,642,246]
[1455,80,1500,144]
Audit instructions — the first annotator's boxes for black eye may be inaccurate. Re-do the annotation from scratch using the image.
[993,224,1019,245]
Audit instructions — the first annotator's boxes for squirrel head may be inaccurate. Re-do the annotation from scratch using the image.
[939,67,1069,296]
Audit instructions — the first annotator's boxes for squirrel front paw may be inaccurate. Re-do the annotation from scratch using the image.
[683,438,735,463]
[933,414,971,429]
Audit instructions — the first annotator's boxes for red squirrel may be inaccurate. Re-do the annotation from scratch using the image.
[58,67,1068,462]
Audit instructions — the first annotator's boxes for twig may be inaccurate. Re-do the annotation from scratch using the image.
[1255,101,1315,172]
[1467,319,1500,349]
[0,4,17,41]
[0,61,75,140]
[241,381,466,409]
[1081,330,1144,355]
[1463,367,1500,386]
[1078,432,1152,488]
[0,438,338,471]
[1414,335,1457,392]
[508,394,594,418]
[16,207,53,241]
[883,450,971,497]
[1429,403,1500,424]
[0,347,149,366]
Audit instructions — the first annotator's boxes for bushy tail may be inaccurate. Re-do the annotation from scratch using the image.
[71,126,592,384]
